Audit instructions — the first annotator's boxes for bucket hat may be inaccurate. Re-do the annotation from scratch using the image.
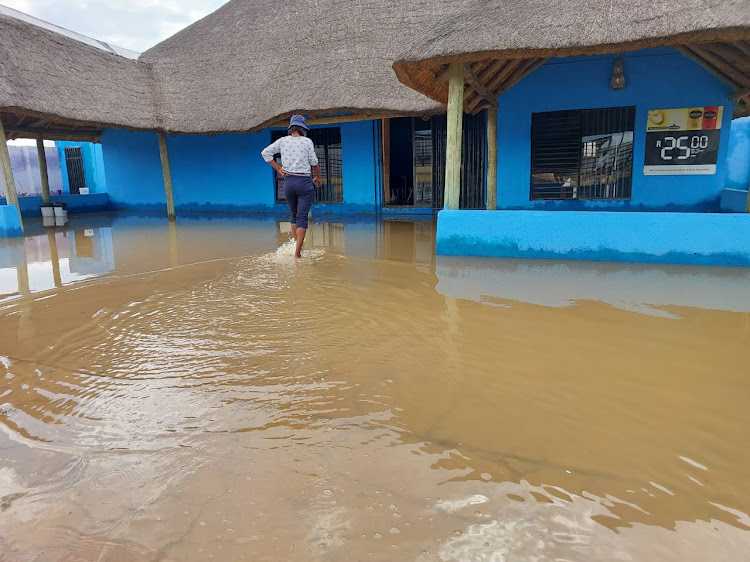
[288,114,309,130]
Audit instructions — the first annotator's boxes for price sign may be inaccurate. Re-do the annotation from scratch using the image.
[643,107,723,175]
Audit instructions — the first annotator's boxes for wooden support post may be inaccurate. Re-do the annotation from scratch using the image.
[47,230,62,288]
[382,118,391,205]
[0,117,21,218]
[486,105,498,210]
[444,63,464,210]
[16,242,30,296]
[169,218,179,268]
[36,133,51,204]
[158,133,176,219]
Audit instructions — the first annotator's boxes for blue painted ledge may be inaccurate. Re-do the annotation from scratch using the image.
[0,205,23,237]
[111,201,380,216]
[0,194,112,217]
[436,210,750,266]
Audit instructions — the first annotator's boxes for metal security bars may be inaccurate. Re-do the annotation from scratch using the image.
[432,111,487,209]
[272,127,343,203]
[64,146,86,194]
[530,107,635,200]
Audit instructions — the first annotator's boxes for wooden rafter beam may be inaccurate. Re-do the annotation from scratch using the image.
[731,87,750,101]
[5,125,101,142]
[499,58,546,94]
[692,44,749,86]
[467,59,527,112]
[678,45,746,90]
[463,64,498,113]
[700,42,749,66]
[477,59,508,83]
[269,112,432,128]
[463,62,490,110]
[466,59,527,112]
[435,65,450,85]
[732,41,750,59]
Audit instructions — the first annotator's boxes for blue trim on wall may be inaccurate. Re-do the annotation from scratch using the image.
[493,48,734,212]
[0,194,112,217]
[436,210,750,266]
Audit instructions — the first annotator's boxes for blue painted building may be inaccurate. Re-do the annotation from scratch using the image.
[392,4,750,266]
[494,49,734,213]
[101,48,745,219]
[102,120,382,216]
[2,0,749,263]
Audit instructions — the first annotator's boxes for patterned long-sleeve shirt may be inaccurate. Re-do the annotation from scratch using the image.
[261,135,319,175]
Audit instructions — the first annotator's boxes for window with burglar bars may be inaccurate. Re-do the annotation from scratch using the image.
[64,146,86,194]
[530,107,635,201]
[271,127,343,203]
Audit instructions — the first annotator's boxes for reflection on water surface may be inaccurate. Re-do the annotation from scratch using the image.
[0,214,748,561]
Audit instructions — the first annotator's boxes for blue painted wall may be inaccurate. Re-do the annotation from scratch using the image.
[102,120,380,215]
[494,48,734,212]
[436,210,750,266]
[102,130,165,210]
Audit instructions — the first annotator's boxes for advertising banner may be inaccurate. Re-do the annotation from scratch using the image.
[643,107,723,175]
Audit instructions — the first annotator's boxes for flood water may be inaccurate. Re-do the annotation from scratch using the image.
[1,213,749,561]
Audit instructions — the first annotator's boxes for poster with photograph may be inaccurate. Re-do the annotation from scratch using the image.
[643,107,723,175]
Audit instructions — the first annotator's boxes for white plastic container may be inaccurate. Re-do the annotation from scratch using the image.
[41,205,54,218]
[79,187,90,195]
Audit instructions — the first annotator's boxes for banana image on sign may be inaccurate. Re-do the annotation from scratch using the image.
[644,107,723,175]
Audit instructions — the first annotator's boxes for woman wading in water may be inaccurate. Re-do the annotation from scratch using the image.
[261,115,322,258]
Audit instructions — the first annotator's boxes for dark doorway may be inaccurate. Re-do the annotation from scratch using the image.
[64,146,86,195]
[385,113,486,209]
[388,118,415,205]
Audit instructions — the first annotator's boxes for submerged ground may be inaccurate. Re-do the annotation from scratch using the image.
[0,213,749,561]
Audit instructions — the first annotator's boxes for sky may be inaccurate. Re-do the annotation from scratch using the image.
[1,0,228,53]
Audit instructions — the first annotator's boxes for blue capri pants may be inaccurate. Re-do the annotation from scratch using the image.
[283,175,315,229]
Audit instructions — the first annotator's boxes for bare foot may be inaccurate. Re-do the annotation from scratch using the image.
[295,252,302,259]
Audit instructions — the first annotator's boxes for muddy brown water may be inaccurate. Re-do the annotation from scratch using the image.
[0,214,749,561]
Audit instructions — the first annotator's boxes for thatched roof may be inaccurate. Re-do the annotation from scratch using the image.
[393,0,750,117]
[139,0,473,133]
[0,10,159,140]
[3,0,749,138]
[2,0,471,136]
